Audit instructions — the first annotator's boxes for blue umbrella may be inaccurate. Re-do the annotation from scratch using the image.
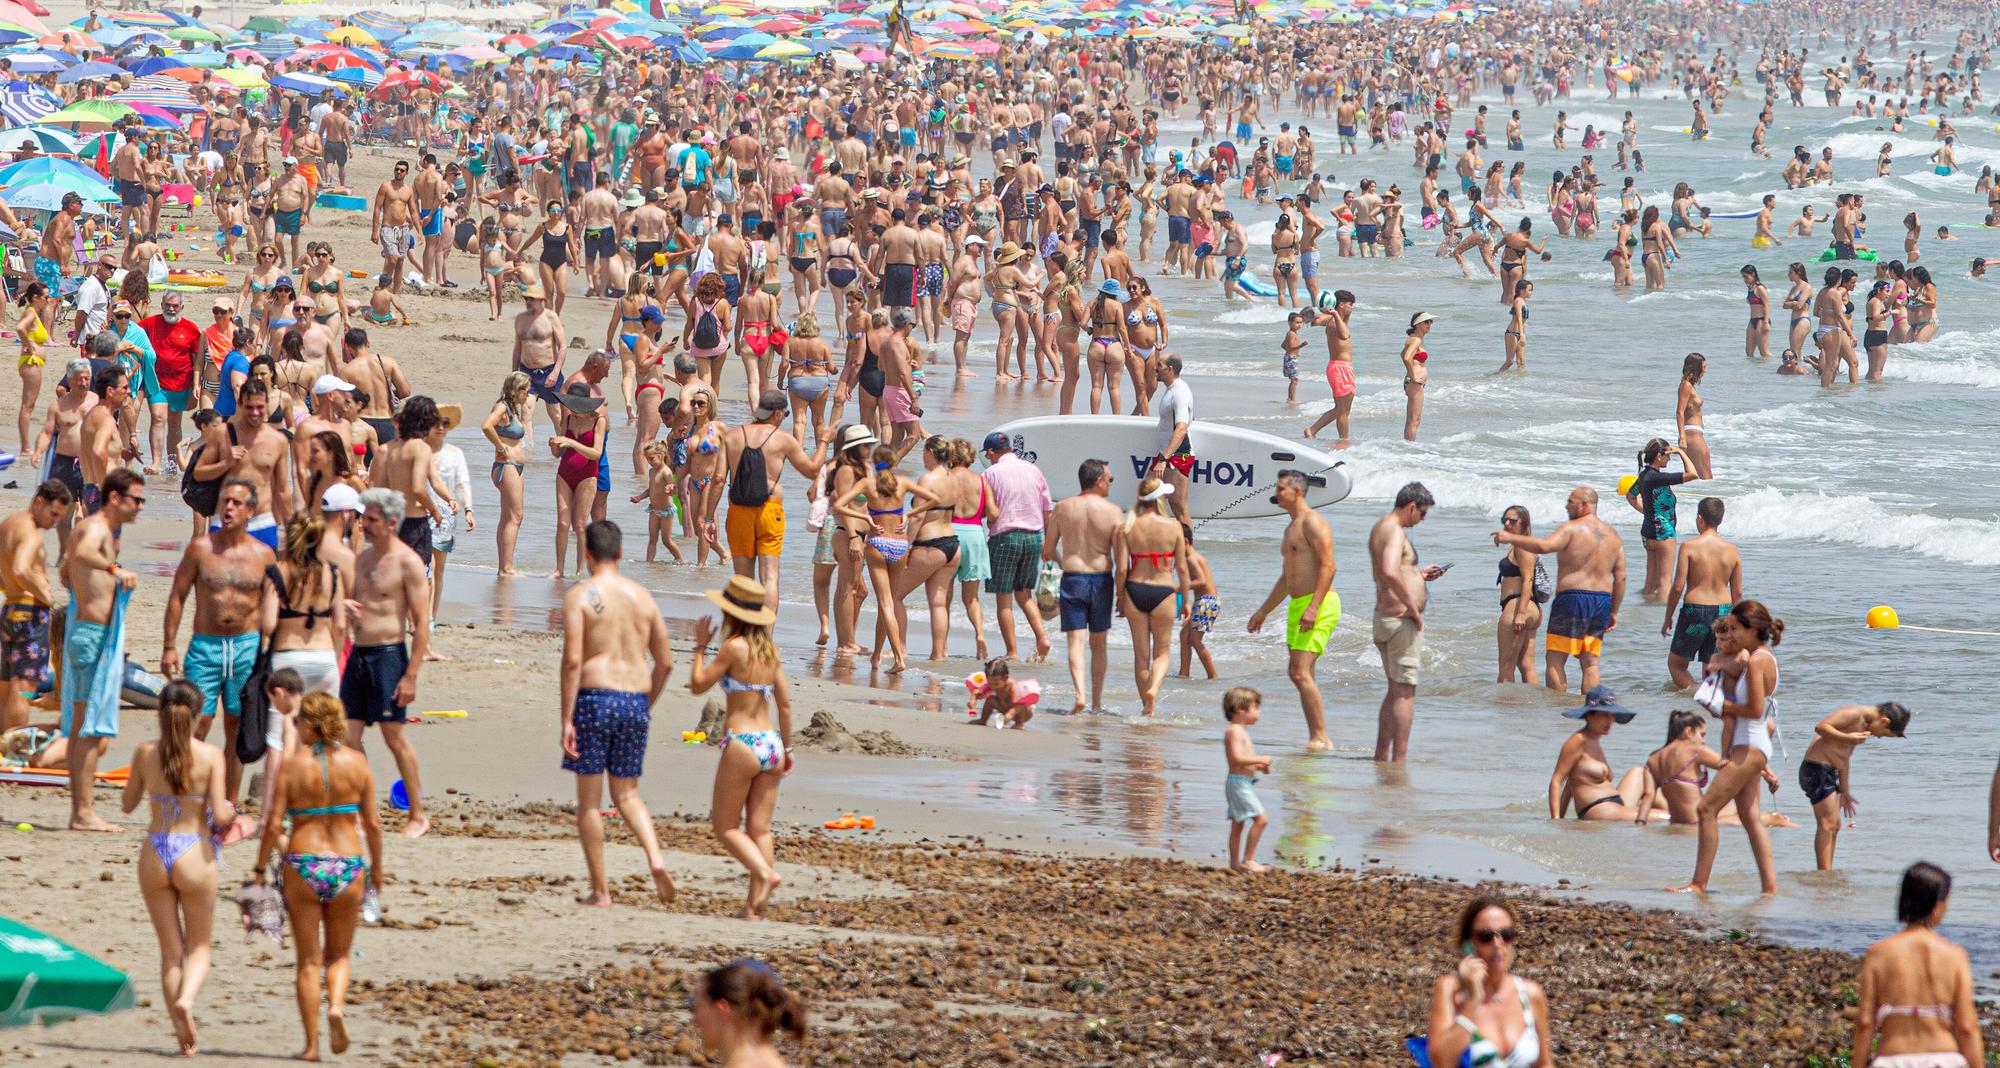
[539,20,587,34]
[55,60,123,84]
[94,27,173,48]
[0,157,117,199]
[0,81,59,126]
[3,183,113,213]
[327,66,383,89]
[0,29,35,46]
[0,53,70,75]
[537,44,592,62]
[127,56,190,75]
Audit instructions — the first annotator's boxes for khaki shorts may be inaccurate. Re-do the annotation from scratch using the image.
[1372,613,1422,686]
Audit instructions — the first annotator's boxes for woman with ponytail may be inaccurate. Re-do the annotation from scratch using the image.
[1669,599,1783,896]
[694,958,809,1065]
[263,512,348,697]
[121,679,234,1056]
[1625,436,1701,601]
[833,445,940,674]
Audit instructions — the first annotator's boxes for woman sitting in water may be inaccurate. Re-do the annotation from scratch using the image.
[1633,710,1794,828]
[1852,863,1982,1068]
[1422,897,1556,1068]
[1546,685,1651,822]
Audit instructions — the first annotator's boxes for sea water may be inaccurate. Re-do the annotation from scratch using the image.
[439,59,2000,963]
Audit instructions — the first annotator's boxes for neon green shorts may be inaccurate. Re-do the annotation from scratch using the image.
[1286,591,1341,654]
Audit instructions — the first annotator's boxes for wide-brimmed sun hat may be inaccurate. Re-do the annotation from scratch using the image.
[706,575,776,626]
[1564,685,1636,724]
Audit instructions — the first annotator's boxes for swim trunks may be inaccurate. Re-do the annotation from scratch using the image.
[562,687,652,779]
[1285,591,1340,654]
[184,631,261,717]
[1190,593,1220,634]
[985,530,1043,595]
[1225,773,1264,823]
[1326,361,1356,398]
[340,642,410,724]
[725,498,785,559]
[1798,760,1842,806]
[1058,571,1114,634]
[1546,589,1613,657]
[1669,602,1727,663]
[0,603,50,687]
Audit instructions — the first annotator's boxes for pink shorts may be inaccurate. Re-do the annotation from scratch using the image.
[885,385,918,424]
[950,297,977,335]
[1326,360,1356,398]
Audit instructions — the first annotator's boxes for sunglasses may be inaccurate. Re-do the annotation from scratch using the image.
[113,312,132,319]
[124,495,147,506]
[1472,928,1518,945]
[258,252,276,259]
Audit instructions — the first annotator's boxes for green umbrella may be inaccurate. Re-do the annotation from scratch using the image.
[242,15,287,33]
[167,26,223,42]
[0,915,135,1028]
[43,99,135,128]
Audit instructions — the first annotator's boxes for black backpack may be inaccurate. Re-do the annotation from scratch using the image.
[180,424,236,516]
[230,565,282,767]
[691,302,722,350]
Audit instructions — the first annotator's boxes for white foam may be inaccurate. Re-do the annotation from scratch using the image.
[1879,353,2000,389]
[1215,305,1298,325]
[1724,486,2000,567]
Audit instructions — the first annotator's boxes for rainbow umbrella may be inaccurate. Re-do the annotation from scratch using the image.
[925,39,976,58]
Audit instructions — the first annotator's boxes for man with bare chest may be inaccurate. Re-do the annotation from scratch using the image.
[162,478,276,799]
[33,360,97,538]
[512,286,567,418]
[189,379,291,549]
[0,481,69,732]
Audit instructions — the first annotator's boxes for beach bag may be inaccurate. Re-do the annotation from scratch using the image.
[1692,671,1726,717]
[179,424,235,516]
[1530,561,1553,604]
[691,301,722,350]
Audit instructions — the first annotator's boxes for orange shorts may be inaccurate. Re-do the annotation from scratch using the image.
[726,498,785,559]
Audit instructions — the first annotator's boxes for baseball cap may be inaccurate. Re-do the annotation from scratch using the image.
[311,374,356,396]
[320,483,363,514]
[981,431,1011,453]
[282,155,298,165]
[754,389,789,418]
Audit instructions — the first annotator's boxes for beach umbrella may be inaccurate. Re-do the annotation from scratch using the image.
[0,916,135,1028]
[0,50,66,74]
[266,71,342,95]
[0,79,58,125]
[211,67,268,89]
[112,81,199,111]
[240,15,287,33]
[126,55,189,75]
[0,155,115,200]
[0,1,45,36]
[166,25,222,43]
[2,181,113,211]
[323,26,380,47]
[103,10,177,28]
[924,39,975,58]
[93,26,170,49]
[124,104,180,129]
[50,58,115,83]
[0,125,70,153]
[326,66,383,90]
[755,39,812,57]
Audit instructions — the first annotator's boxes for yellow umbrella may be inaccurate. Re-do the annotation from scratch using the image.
[1005,16,1039,26]
[755,39,812,57]
[214,68,269,88]
[323,26,378,46]
[702,4,746,13]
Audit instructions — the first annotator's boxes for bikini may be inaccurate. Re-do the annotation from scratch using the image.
[146,791,222,876]
[491,405,526,486]
[1496,554,1525,608]
[1453,979,1542,1068]
[720,674,785,772]
[1405,346,1429,387]
[865,502,909,563]
[1666,752,1710,790]
[1125,549,1177,613]
[283,743,367,904]
[1745,286,1765,327]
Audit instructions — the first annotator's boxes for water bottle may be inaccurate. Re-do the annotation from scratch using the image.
[360,885,381,925]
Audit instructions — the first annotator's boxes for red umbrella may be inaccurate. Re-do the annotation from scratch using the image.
[369,69,452,99]
[563,28,626,50]
[495,33,537,48]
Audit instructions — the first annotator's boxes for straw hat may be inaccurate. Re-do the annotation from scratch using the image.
[435,403,463,431]
[992,241,1026,264]
[521,282,548,300]
[706,575,776,626]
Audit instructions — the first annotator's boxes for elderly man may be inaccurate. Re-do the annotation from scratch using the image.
[343,487,433,838]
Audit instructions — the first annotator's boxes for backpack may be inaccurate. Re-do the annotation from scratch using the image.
[691,301,722,350]
[1531,560,1554,604]
[180,423,236,516]
[231,565,284,766]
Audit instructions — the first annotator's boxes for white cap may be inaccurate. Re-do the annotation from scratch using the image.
[282,155,299,165]
[311,374,356,396]
[1139,482,1176,502]
[320,483,362,514]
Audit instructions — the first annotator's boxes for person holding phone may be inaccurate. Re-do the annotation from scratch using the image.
[1369,482,1448,763]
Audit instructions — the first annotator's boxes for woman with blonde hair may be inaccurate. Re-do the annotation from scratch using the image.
[121,679,234,1057]
[605,269,656,422]
[14,281,51,452]
[482,371,534,576]
[834,445,941,674]
[263,513,347,696]
[946,438,990,661]
[679,383,730,565]
[688,577,794,919]
[1116,477,1187,716]
[254,693,383,1062]
[780,310,833,443]
[238,243,288,352]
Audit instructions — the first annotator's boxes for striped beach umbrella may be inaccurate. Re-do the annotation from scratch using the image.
[0,79,58,125]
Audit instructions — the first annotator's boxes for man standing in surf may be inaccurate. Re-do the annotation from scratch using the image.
[1493,486,1625,694]
[1043,459,1123,714]
[1246,470,1338,750]
[1304,290,1357,444]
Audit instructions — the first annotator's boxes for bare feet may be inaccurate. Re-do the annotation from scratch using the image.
[422,650,450,663]
[295,1046,321,1062]
[1069,701,1087,715]
[498,567,520,577]
[1231,860,1270,875]
[886,657,906,675]
[69,815,123,832]
[1664,882,1706,894]
[327,1011,349,1055]
[399,814,430,839]
[168,1000,196,1056]
[650,863,678,905]
[1304,736,1335,752]
[745,867,783,918]
[1033,637,1052,661]
[974,642,989,662]
[576,890,614,907]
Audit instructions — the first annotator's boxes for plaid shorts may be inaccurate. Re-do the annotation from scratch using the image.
[985,530,1044,595]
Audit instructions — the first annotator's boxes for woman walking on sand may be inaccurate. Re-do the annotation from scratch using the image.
[1668,601,1783,895]
[482,372,533,577]
[1422,897,1555,1068]
[1116,478,1187,716]
[688,577,795,920]
[693,959,808,1066]
[121,680,233,1057]
[255,693,383,1062]
[1853,862,1983,1068]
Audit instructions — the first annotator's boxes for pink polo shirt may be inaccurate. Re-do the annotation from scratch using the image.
[981,453,1052,536]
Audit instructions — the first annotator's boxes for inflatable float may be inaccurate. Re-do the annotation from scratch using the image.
[315,192,366,212]
[1813,248,1879,262]
[165,270,228,288]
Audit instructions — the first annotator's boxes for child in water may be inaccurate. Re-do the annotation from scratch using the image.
[1281,313,1304,402]
[968,658,1040,729]
[1223,686,1272,874]
[629,439,685,563]
[1178,531,1220,679]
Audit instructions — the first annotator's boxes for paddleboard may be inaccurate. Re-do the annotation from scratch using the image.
[1236,267,1279,298]
[987,415,1350,520]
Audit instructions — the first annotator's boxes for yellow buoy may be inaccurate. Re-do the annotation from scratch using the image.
[1617,474,1638,497]
[1865,606,1900,630]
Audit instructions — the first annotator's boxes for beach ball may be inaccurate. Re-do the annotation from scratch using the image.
[1616,474,1637,497]
[193,195,203,207]
[1865,606,1900,629]
[1315,289,1341,313]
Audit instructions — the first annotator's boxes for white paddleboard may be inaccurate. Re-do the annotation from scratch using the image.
[987,416,1350,520]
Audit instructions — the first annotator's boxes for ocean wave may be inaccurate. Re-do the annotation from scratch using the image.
[1879,353,2000,389]
[1724,486,2000,567]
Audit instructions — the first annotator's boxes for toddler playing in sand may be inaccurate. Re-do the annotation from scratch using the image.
[967,658,1041,729]
[1223,686,1273,874]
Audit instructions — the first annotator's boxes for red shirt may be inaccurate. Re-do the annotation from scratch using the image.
[140,314,201,393]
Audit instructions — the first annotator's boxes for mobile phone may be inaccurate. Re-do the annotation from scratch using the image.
[1435,562,1455,573]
